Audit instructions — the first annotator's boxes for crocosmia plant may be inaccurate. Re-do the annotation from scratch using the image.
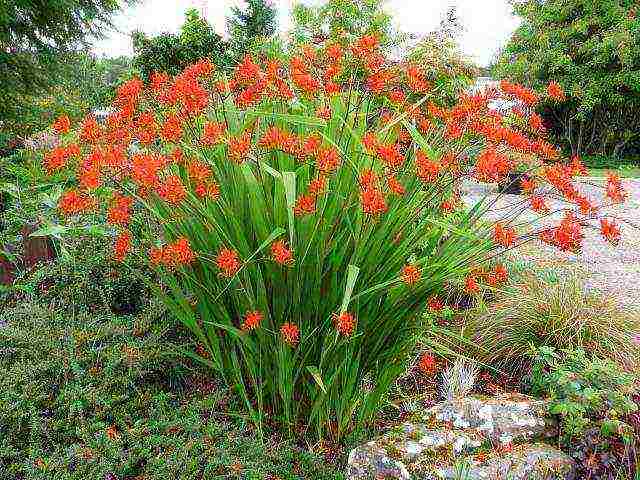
[47,35,627,439]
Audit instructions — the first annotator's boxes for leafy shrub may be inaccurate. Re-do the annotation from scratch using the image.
[459,272,640,373]
[529,347,639,479]
[0,303,342,480]
[48,35,626,439]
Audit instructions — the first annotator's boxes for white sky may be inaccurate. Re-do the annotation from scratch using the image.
[93,0,520,67]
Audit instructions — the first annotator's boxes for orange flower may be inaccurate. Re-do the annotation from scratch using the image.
[316,146,340,173]
[530,195,549,213]
[107,193,133,226]
[242,310,263,331]
[161,113,183,143]
[487,263,508,286]
[600,218,620,244]
[201,121,227,146]
[401,264,421,285]
[417,353,437,375]
[540,214,583,252]
[188,161,212,182]
[52,114,71,134]
[280,322,300,345]
[166,237,196,266]
[387,176,405,196]
[493,223,517,247]
[359,169,379,189]
[415,151,440,183]
[547,81,566,101]
[333,312,356,336]
[465,275,479,294]
[228,132,251,163]
[606,172,626,203]
[377,143,405,169]
[361,187,387,215]
[271,240,294,265]
[294,194,316,216]
[113,231,132,262]
[216,248,241,277]
[316,106,331,120]
[520,177,537,193]
[157,175,186,204]
[308,176,326,196]
[58,189,92,215]
[362,132,378,153]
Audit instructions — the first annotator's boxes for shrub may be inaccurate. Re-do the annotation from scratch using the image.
[45,37,627,439]
[529,347,639,478]
[0,303,342,480]
[459,272,640,373]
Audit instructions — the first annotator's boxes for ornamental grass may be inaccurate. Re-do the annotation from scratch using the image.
[46,36,628,439]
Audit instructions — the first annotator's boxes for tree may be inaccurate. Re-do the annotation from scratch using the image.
[494,0,640,158]
[0,0,136,144]
[290,0,406,52]
[226,0,278,62]
[132,8,229,80]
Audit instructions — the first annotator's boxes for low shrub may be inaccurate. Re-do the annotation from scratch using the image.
[458,272,640,373]
[529,347,639,479]
[0,303,342,480]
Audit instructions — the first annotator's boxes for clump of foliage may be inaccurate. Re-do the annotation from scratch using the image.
[494,0,640,159]
[227,0,278,62]
[290,0,405,51]
[0,0,137,145]
[132,8,229,80]
[46,27,628,440]
[0,303,341,479]
[457,272,640,374]
[530,347,638,478]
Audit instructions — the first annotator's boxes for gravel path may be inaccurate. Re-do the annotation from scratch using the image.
[464,178,640,313]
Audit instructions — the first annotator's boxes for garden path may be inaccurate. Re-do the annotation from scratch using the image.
[464,178,640,312]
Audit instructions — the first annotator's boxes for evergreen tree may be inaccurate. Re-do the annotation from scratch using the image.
[226,0,278,63]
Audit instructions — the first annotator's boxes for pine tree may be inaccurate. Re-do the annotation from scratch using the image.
[226,0,278,63]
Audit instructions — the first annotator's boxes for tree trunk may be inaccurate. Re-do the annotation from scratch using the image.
[22,223,56,270]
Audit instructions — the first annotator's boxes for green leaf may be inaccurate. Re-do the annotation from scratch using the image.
[306,366,327,394]
[340,264,360,313]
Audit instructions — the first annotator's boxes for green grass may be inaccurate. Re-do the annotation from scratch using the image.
[0,301,345,480]
[588,167,640,178]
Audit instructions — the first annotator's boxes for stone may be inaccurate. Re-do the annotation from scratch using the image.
[346,395,574,480]
[425,394,557,444]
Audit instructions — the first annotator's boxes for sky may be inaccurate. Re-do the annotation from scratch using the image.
[94,0,521,67]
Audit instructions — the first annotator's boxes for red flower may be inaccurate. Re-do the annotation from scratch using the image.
[228,132,251,163]
[387,176,405,196]
[547,81,566,101]
[377,143,405,169]
[361,187,387,215]
[216,248,241,277]
[359,169,379,189]
[600,218,620,244]
[157,175,186,204]
[107,193,133,226]
[333,312,356,337]
[465,275,480,294]
[280,322,299,345]
[427,296,444,312]
[530,195,549,213]
[415,151,440,183]
[188,161,212,182]
[294,194,316,216]
[271,240,294,265]
[316,106,331,120]
[308,176,326,196]
[242,310,263,331]
[401,264,421,285]
[362,132,378,153]
[606,172,626,203]
[570,155,587,176]
[52,114,71,134]
[113,231,132,262]
[520,177,537,194]
[79,115,102,143]
[316,146,340,173]
[494,222,517,247]
[161,113,183,143]
[58,189,92,215]
[166,237,196,266]
[487,263,508,286]
[417,353,437,375]
[529,113,545,132]
[201,122,226,146]
[540,214,584,252]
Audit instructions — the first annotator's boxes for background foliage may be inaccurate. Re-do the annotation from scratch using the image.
[494,0,640,160]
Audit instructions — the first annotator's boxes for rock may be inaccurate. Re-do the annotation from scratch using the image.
[426,394,557,444]
[346,395,574,480]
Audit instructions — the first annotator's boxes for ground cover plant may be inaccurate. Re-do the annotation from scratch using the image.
[0,302,342,480]
[44,34,630,441]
